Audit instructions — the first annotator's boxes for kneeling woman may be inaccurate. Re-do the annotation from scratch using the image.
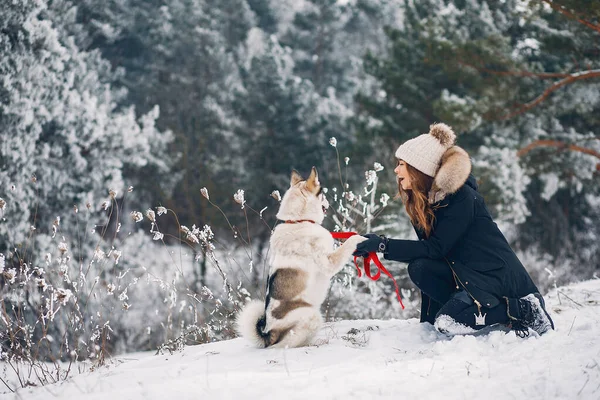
[354,123,554,337]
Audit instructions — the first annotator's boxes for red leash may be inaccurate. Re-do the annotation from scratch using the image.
[331,231,405,309]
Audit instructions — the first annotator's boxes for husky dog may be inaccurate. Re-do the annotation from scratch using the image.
[236,167,366,348]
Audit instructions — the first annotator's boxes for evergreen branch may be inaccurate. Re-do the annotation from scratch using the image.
[517,139,600,170]
[457,60,570,79]
[541,0,600,34]
[502,69,600,119]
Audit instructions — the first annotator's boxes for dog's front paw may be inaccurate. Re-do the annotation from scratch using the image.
[346,234,368,247]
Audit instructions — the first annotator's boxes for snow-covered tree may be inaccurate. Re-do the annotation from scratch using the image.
[71,0,257,236]
[0,0,173,363]
[357,0,600,285]
[246,0,279,34]
[235,36,335,234]
[280,0,401,106]
[0,0,170,248]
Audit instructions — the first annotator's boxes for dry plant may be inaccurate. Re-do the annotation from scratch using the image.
[1,182,140,390]
[0,136,406,392]
[323,138,420,322]
[0,179,253,391]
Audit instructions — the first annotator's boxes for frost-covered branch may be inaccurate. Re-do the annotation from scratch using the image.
[517,139,600,170]
[457,60,570,80]
[503,69,600,119]
[455,59,600,119]
[541,0,600,34]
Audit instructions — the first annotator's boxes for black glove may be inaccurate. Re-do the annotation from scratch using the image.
[352,233,389,257]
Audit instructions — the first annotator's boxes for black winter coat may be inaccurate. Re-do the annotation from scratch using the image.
[384,150,539,309]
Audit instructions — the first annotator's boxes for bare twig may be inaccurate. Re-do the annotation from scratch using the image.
[244,203,274,231]
[568,316,576,336]
[0,375,15,393]
[334,146,345,194]
[578,374,590,396]
[556,290,584,307]
[7,360,24,389]
[205,352,210,389]
[282,347,291,377]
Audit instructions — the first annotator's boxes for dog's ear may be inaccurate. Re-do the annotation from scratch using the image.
[306,166,320,193]
[290,169,303,186]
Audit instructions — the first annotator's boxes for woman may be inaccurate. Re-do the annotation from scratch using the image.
[354,123,554,337]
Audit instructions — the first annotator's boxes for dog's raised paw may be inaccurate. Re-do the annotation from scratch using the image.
[347,235,368,246]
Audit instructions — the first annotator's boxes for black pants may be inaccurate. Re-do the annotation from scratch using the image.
[407,258,510,331]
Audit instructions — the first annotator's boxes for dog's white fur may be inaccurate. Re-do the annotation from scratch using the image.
[236,168,366,348]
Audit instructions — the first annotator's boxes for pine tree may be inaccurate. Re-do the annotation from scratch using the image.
[0,0,170,248]
[422,0,600,281]
[280,0,344,95]
[72,0,256,234]
[356,0,600,285]
[247,0,279,34]
[235,36,331,222]
[280,0,398,106]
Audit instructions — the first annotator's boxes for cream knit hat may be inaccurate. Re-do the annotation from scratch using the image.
[395,123,456,177]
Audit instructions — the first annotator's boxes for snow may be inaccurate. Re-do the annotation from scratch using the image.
[475,145,531,225]
[245,27,267,65]
[540,172,561,201]
[6,279,600,399]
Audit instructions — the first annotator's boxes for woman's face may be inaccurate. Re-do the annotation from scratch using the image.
[394,159,412,190]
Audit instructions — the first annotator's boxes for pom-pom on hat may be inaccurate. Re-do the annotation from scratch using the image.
[395,123,456,177]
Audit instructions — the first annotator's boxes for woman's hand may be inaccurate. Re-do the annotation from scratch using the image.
[352,233,388,256]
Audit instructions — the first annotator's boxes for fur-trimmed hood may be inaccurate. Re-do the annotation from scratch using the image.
[428,145,472,204]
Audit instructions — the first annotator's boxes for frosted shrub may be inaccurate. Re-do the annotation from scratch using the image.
[0,137,420,392]
[322,138,419,321]
[134,192,266,355]
[0,184,246,390]
[0,186,145,389]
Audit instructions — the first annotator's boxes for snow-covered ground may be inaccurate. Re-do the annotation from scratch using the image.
[5,279,600,400]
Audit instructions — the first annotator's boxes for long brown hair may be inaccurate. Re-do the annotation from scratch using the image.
[397,161,436,237]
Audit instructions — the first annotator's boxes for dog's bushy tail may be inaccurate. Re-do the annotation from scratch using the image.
[236,300,269,348]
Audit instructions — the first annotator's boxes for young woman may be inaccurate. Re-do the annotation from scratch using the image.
[354,123,554,337]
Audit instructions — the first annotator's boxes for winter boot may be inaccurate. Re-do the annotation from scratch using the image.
[507,293,555,337]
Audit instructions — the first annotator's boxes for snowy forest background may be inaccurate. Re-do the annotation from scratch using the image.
[1,0,599,388]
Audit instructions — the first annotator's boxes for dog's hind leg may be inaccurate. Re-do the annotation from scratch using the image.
[271,308,323,348]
